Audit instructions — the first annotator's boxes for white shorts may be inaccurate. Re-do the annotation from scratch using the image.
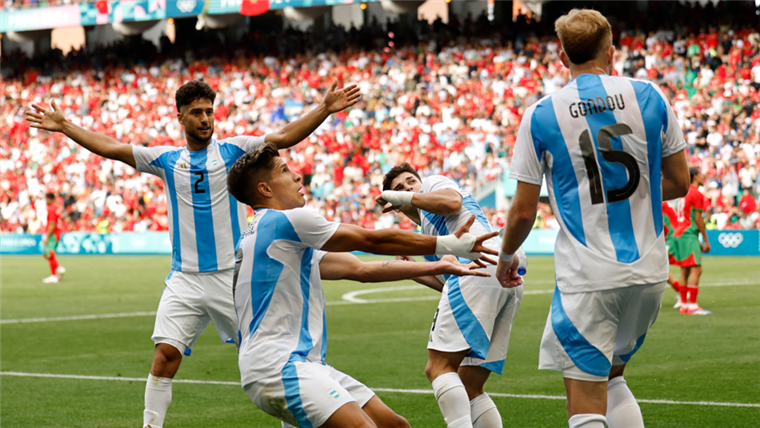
[428,269,524,374]
[539,282,667,382]
[244,360,375,428]
[152,269,238,356]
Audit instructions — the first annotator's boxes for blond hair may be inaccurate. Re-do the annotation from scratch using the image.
[555,9,612,65]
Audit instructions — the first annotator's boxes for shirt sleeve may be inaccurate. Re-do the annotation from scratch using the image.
[287,208,340,250]
[508,105,544,185]
[132,145,178,176]
[226,135,267,152]
[423,175,465,197]
[651,84,688,158]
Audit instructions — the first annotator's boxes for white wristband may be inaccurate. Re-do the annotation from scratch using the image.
[499,252,515,262]
[380,190,414,207]
[435,233,481,261]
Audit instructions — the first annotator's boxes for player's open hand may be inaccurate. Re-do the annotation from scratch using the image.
[496,256,523,288]
[453,215,499,264]
[322,80,361,114]
[437,255,491,278]
[25,101,66,133]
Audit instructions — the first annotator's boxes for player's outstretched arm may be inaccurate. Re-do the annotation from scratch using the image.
[376,189,462,215]
[661,151,690,201]
[392,255,445,292]
[321,215,499,262]
[319,253,489,284]
[265,80,360,150]
[497,181,541,288]
[25,101,136,168]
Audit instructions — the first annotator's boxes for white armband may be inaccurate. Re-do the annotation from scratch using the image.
[435,233,481,260]
[380,190,414,206]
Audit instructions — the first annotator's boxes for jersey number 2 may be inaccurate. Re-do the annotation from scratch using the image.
[193,172,206,194]
[579,124,640,205]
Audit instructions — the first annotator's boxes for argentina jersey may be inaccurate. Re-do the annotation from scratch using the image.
[133,136,265,272]
[419,176,500,275]
[233,207,339,386]
[510,74,687,292]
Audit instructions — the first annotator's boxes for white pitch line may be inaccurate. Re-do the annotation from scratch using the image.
[0,311,157,325]
[1,371,758,408]
[2,280,757,325]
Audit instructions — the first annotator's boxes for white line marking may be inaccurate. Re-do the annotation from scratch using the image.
[1,371,758,408]
[0,312,157,325]
[2,280,757,324]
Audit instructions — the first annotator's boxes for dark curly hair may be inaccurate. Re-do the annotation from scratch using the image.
[175,80,216,112]
[382,162,421,191]
[227,142,280,206]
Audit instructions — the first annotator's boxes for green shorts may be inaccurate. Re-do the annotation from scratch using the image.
[672,232,701,267]
[43,236,59,257]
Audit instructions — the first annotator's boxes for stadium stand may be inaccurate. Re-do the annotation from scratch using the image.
[2,2,760,235]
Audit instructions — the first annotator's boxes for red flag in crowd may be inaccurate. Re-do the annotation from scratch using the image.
[240,0,270,16]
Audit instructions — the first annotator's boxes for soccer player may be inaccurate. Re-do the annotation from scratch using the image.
[662,201,683,307]
[496,9,690,428]
[672,167,712,315]
[25,79,361,428]
[41,192,66,283]
[227,143,499,428]
[377,163,525,428]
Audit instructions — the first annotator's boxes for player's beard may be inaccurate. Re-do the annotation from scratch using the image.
[187,126,213,144]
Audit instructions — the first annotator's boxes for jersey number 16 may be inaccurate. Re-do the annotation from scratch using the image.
[579,123,641,205]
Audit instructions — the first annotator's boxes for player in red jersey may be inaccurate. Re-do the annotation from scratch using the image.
[672,168,711,315]
[662,201,683,307]
[41,192,66,283]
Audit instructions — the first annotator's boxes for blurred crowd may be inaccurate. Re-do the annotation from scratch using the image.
[2,3,760,235]
[2,0,85,10]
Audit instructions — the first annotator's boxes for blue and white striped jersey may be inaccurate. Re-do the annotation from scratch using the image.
[233,207,339,386]
[133,136,265,273]
[510,74,687,293]
[419,176,500,283]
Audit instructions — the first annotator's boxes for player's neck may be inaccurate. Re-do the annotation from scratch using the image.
[185,137,212,152]
[569,62,610,80]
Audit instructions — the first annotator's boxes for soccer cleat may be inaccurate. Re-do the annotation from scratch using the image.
[56,266,66,280]
[42,275,59,284]
[688,307,712,315]
[679,306,690,315]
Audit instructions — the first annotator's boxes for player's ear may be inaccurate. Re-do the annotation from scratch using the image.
[257,181,273,199]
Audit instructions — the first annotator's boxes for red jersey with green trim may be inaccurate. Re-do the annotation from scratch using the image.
[46,204,62,241]
[675,185,704,236]
[662,202,678,239]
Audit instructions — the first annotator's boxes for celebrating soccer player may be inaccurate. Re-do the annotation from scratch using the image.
[497,9,690,428]
[25,79,360,428]
[378,163,525,428]
[226,143,499,428]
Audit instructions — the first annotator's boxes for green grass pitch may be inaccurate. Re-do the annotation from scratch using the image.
[1,255,759,427]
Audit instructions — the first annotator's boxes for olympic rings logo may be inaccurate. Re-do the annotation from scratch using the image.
[718,233,744,248]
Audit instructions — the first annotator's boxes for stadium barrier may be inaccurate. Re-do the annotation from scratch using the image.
[3,230,758,256]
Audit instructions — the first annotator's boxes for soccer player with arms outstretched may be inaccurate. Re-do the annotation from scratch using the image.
[496,9,690,428]
[377,163,525,428]
[41,192,66,283]
[672,167,712,315]
[25,80,360,428]
[227,143,499,428]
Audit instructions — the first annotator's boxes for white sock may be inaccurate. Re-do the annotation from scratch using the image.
[568,413,607,428]
[144,374,173,428]
[470,393,502,428]
[432,372,473,428]
[606,377,644,428]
